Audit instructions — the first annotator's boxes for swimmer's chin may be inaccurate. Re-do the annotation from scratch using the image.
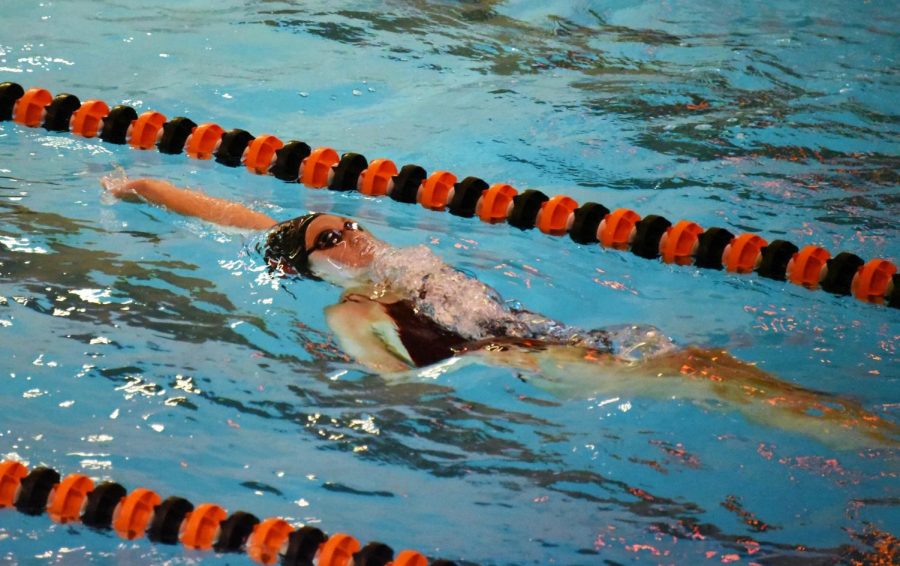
[309,258,373,288]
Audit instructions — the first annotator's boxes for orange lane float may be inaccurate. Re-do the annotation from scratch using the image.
[0,81,895,309]
[0,460,462,566]
[359,158,399,196]
[70,99,110,138]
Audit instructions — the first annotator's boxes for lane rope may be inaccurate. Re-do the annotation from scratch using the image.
[0,81,897,309]
[0,460,460,566]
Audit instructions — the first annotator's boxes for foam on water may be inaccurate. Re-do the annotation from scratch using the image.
[370,244,520,340]
[369,244,677,360]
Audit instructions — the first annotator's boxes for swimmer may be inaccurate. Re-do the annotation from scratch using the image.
[101,174,899,448]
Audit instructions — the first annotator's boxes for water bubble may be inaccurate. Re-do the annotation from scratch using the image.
[366,245,673,358]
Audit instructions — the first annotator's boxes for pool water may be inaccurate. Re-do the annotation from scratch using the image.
[1,1,898,564]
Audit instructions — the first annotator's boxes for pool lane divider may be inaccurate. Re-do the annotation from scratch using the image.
[0,460,463,566]
[1,82,896,309]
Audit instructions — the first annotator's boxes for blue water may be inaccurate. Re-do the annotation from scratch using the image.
[1,1,898,564]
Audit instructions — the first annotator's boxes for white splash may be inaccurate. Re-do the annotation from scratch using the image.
[369,245,523,340]
[69,288,112,304]
[0,235,47,254]
[366,245,667,355]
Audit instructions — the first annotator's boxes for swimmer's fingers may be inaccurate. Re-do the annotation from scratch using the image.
[100,173,142,202]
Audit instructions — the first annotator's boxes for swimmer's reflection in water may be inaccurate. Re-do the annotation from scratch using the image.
[101,174,898,448]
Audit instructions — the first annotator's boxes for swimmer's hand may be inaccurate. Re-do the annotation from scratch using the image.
[100,168,143,202]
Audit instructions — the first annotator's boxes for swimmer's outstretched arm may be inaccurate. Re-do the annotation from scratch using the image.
[102,177,276,230]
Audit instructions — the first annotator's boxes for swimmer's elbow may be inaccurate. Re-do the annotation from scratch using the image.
[117,178,276,230]
[216,204,277,230]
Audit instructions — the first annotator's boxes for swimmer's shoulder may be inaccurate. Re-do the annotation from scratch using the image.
[330,290,469,368]
[325,292,415,372]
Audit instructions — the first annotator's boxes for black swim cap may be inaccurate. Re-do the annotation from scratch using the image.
[264,213,322,277]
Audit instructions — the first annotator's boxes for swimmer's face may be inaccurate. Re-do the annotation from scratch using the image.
[305,214,382,285]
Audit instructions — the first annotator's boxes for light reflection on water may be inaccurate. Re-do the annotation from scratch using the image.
[0,0,898,564]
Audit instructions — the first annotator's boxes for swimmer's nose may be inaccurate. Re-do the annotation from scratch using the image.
[349,232,372,247]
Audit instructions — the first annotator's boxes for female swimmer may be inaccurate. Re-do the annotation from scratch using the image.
[100,175,898,448]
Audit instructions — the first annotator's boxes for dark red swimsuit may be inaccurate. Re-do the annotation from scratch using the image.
[380,300,469,367]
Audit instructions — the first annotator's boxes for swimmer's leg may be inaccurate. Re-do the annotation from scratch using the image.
[465,341,899,449]
[641,347,898,446]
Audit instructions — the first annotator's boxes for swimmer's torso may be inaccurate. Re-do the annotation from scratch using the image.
[381,298,470,366]
[248,233,676,370]
[324,289,676,371]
